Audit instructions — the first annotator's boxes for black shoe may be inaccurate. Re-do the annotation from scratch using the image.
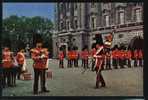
[33,91,38,95]
[101,85,106,87]
[41,89,50,93]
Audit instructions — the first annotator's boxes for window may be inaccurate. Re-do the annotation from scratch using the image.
[75,3,77,10]
[135,9,142,22]
[60,22,63,30]
[105,15,109,27]
[60,3,63,12]
[91,17,96,29]
[119,12,124,24]
[67,3,70,11]
[91,3,96,8]
[67,21,70,30]
[75,20,78,29]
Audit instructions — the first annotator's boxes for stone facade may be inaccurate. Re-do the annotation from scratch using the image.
[52,2,143,58]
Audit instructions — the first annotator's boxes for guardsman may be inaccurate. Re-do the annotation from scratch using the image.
[67,48,72,68]
[31,41,49,94]
[73,48,79,67]
[138,49,143,67]
[126,49,132,68]
[106,51,111,70]
[93,45,106,89]
[80,49,85,68]
[58,50,64,68]
[119,49,125,68]
[2,47,14,87]
[91,47,96,71]
[16,49,26,79]
[83,48,89,69]
[134,49,138,67]
[112,48,118,69]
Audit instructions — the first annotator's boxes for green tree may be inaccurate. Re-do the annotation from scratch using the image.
[2,15,53,56]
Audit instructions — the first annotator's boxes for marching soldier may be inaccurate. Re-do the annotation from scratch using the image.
[16,49,26,79]
[112,47,119,69]
[73,48,79,67]
[91,47,96,71]
[58,49,64,68]
[67,48,72,68]
[126,49,132,68]
[134,49,138,67]
[83,48,89,69]
[119,49,125,68]
[138,49,143,67]
[31,41,49,94]
[2,47,14,87]
[106,51,111,70]
[80,49,85,68]
[93,45,106,89]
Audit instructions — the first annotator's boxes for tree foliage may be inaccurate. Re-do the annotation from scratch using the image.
[2,15,53,55]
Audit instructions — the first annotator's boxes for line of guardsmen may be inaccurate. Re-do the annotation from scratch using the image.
[2,47,26,88]
[58,47,143,69]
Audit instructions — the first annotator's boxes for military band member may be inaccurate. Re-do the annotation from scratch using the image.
[16,49,26,79]
[93,45,106,89]
[126,49,132,68]
[91,47,96,71]
[119,49,125,68]
[138,49,143,67]
[80,49,85,68]
[73,48,79,67]
[31,41,49,94]
[67,48,72,68]
[2,47,14,87]
[134,49,138,67]
[112,47,119,69]
[83,48,89,69]
[106,51,111,70]
[58,50,64,68]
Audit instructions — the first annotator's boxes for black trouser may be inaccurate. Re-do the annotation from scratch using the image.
[11,67,18,86]
[139,58,143,67]
[3,68,12,87]
[106,59,111,69]
[59,60,64,68]
[74,59,78,67]
[67,59,72,68]
[33,68,47,93]
[17,64,23,79]
[91,59,95,71]
[134,59,138,67]
[0,67,3,95]
[112,58,118,69]
[81,59,84,67]
[95,68,106,88]
[127,59,131,68]
[119,59,124,68]
[84,59,88,69]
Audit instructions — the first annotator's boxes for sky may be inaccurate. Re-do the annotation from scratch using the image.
[2,3,55,22]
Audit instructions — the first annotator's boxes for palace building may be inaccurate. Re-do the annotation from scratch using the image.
[52,3,143,58]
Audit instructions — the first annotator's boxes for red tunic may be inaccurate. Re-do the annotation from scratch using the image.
[91,48,96,57]
[59,51,64,60]
[126,50,132,59]
[134,50,138,59]
[31,48,48,69]
[138,50,143,59]
[67,51,72,60]
[83,50,89,60]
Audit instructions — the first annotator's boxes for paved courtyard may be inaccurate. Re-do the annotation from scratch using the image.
[2,59,143,96]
